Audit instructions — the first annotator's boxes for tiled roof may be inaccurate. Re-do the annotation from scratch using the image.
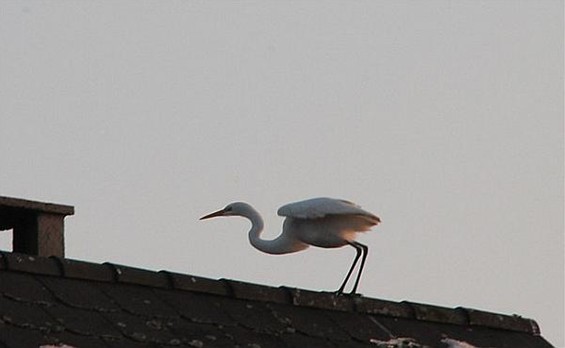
[0,251,554,348]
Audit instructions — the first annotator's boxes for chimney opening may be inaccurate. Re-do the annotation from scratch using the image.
[0,228,13,252]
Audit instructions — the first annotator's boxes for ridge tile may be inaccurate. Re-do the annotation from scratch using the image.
[463,308,536,333]
[223,279,290,304]
[55,257,115,282]
[105,263,170,288]
[165,271,228,296]
[354,297,413,318]
[1,252,61,276]
[287,288,354,312]
[404,301,467,325]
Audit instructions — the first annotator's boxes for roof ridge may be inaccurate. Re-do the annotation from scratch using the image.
[0,250,541,335]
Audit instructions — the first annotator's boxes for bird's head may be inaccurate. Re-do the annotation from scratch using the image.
[199,202,253,220]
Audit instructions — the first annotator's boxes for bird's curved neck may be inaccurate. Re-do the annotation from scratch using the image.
[244,207,303,255]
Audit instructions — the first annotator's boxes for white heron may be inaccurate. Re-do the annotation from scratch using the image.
[199,197,380,295]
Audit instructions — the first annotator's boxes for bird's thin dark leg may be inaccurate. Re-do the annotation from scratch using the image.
[336,242,362,295]
[349,242,368,295]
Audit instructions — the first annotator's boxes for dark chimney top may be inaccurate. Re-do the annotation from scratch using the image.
[0,196,74,257]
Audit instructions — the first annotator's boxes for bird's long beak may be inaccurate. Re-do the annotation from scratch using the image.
[199,208,226,220]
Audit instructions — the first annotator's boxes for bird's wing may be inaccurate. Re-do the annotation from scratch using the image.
[277,197,380,223]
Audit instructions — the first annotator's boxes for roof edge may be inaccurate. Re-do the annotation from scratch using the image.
[0,250,541,335]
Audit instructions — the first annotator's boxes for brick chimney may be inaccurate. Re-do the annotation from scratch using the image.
[0,196,74,257]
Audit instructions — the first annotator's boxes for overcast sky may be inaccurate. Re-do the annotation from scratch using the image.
[0,1,563,346]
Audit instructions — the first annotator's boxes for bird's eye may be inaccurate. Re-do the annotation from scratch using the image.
[224,206,232,212]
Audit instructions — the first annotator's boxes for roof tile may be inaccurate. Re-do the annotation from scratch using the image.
[373,316,456,347]
[0,322,48,348]
[43,304,122,337]
[97,282,178,318]
[0,272,54,304]
[280,332,338,348]
[101,311,180,346]
[217,297,287,333]
[42,331,112,348]
[268,303,350,341]
[333,339,381,347]
[222,325,287,348]
[371,315,537,348]
[325,310,391,343]
[155,289,235,326]
[166,318,236,347]
[101,336,151,348]
[0,296,59,332]
[38,276,120,312]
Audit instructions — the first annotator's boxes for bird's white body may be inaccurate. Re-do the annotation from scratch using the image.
[200,197,380,294]
[277,198,379,249]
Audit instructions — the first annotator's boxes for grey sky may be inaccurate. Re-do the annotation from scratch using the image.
[1,1,563,345]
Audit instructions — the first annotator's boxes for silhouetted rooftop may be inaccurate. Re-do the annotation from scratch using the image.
[0,251,554,348]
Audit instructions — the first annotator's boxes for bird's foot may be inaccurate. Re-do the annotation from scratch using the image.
[333,290,362,297]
